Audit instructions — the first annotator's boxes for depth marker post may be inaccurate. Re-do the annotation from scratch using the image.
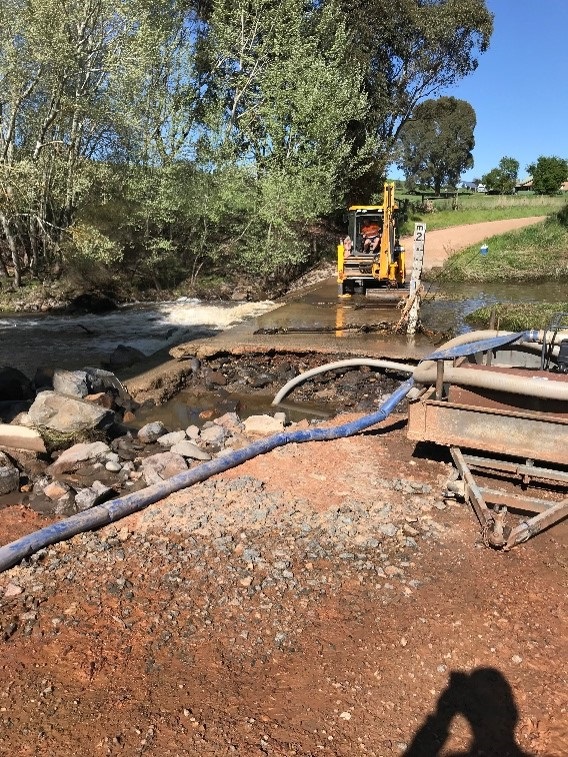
[407,222,426,335]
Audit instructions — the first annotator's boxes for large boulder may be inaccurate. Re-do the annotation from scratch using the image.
[47,441,111,475]
[28,391,114,435]
[52,370,89,398]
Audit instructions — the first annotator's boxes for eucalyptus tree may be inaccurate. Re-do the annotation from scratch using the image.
[341,0,493,201]
[396,96,476,195]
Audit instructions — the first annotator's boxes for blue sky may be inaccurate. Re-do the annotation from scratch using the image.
[395,1,568,183]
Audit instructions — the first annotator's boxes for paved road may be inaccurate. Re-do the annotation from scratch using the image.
[401,216,546,269]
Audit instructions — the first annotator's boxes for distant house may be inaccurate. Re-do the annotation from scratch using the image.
[516,178,533,192]
[461,181,478,191]
[516,178,568,192]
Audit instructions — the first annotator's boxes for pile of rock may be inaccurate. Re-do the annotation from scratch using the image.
[0,365,289,518]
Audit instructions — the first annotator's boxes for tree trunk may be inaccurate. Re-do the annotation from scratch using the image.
[0,212,22,287]
[0,253,9,277]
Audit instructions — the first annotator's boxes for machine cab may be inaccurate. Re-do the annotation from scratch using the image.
[348,209,384,256]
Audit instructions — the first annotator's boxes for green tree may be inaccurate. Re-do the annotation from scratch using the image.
[0,0,208,286]
[527,156,568,195]
[396,97,476,195]
[203,0,366,275]
[482,156,519,194]
[341,0,493,201]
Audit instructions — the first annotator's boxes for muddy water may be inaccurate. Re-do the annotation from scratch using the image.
[0,298,278,377]
[421,280,568,334]
[4,280,563,379]
[251,280,433,359]
[2,279,566,424]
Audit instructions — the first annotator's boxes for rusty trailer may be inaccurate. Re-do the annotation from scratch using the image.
[408,362,568,550]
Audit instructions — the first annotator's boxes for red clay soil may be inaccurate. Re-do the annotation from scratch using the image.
[1,415,566,757]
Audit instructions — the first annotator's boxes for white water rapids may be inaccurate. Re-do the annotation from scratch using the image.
[0,298,278,377]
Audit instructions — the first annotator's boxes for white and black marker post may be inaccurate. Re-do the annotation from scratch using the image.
[407,222,426,335]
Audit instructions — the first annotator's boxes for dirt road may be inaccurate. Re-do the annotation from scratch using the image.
[401,216,546,269]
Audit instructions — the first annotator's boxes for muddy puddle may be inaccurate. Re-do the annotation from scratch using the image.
[133,387,335,430]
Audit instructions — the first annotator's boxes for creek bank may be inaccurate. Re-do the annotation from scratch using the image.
[0,271,283,316]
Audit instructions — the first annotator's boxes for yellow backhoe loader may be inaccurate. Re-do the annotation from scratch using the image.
[337,182,406,297]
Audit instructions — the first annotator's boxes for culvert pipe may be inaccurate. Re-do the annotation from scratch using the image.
[414,330,568,401]
[272,358,415,406]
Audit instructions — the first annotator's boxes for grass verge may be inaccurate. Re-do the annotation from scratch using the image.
[466,302,568,331]
[399,194,565,234]
[437,215,568,282]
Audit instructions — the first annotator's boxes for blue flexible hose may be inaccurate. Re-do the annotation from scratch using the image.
[0,330,536,574]
[0,379,415,572]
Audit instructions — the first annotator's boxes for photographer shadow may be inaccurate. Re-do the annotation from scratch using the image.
[403,667,533,757]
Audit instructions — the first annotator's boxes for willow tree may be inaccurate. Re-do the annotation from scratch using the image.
[0,0,202,286]
[202,0,366,276]
[0,0,123,283]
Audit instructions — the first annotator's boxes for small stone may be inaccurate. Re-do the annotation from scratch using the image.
[4,582,23,598]
[137,421,167,444]
[384,565,403,577]
[0,452,20,496]
[43,481,70,500]
[243,414,284,436]
[170,440,211,461]
[185,425,200,440]
[339,712,351,721]
[511,655,523,664]
[200,425,227,446]
[157,430,187,447]
[75,481,114,511]
[105,461,122,472]
[379,523,398,538]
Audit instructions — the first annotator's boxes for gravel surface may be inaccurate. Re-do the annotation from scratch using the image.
[1,409,567,756]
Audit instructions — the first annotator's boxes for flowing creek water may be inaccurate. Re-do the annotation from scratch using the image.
[0,298,278,377]
[2,279,566,425]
